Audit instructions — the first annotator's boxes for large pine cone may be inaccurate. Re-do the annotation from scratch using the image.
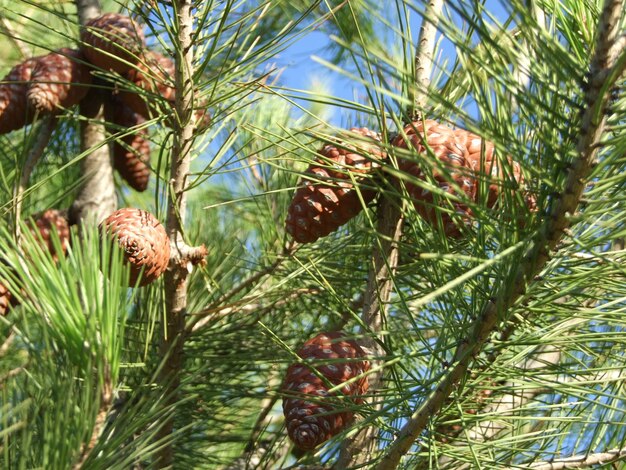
[455,129,537,212]
[119,50,175,118]
[105,97,150,191]
[286,128,385,243]
[80,13,145,74]
[27,48,92,114]
[0,57,41,134]
[29,209,71,262]
[282,331,370,451]
[393,120,476,237]
[100,208,170,286]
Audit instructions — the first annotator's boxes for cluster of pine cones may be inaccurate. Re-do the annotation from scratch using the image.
[280,120,537,451]
[286,120,537,242]
[0,12,209,192]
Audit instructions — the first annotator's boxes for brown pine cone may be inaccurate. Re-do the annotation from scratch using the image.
[80,13,145,74]
[118,50,175,118]
[27,48,92,114]
[28,209,71,262]
[393,120,476,237]
[100,208,170,286]
[282,331,370,451]
[0,281,13,316]
[455,129,537,212]
[105,97,150,191]
[286,128,385,243]
[0,56,41,134]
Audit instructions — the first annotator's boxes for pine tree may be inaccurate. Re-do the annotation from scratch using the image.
[0,1,625,469]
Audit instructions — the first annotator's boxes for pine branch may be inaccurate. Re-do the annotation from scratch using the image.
[374,1,626,468]
[0,12,31,58]
[334,2,444,467]
[521,448,626,470]
[73,365,112,469]
[155,0,204,466]
[13,115,57,239]
[70,0,116,227]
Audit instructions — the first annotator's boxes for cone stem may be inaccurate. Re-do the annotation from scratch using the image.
[156,0,197,467]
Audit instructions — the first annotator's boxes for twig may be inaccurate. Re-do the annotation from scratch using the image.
[0,13,30,58]
[73,366,113,469]
[520,448,626,470]
[374,1,626,468]
[13,116,57,240]
[411,0,444,120]
[155,0,198,466]
[70,0,116,227]
[333,3,444,467]
[187,243,296,335]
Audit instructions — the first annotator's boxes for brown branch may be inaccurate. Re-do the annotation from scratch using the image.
[13,116,57,239]
[0,13,31,58]
[521,448,626,470]
[155,0,197,466]
[374,1,626,468]
[73,366,113,469]
[70,0,116,227]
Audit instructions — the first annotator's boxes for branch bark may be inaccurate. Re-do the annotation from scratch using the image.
[521,448,626,470]
[375,1,626,468]
[155,0,200,466]
[333,2,444,468]
[70,0,116,227]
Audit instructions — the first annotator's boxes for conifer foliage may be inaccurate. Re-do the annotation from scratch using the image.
[0,1,625,470]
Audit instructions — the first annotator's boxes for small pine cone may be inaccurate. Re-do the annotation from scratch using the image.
[286,128,385,243]
[0,56,41,134]
[100,208,170,286]
[0,281,13,316]
[118,50,175,118]
[282,331,370,451]
[456,129,537,212]
[393,120,476,238]
[105,98,150,191]
[80,13,145,74]
[28,209,71,262]
[27,48,92,114]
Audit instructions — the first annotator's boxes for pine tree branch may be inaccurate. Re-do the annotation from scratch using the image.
[333,2,444,468]
[155,0,199,466]
[13,115,57,239]
[70,0,116,227]
[520,448,626,470]
[0,13,31,58]
[73,365,112,469]
[374,1,626,468]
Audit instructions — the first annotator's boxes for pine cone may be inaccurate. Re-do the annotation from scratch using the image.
[0,281,13,316]
[0,56,40,134]
[282,331,370,451]
[29,209,71,262]
[455,129,537,212]
[80,13,145,74]
[100,208,170,286]
[118,50,175,118]
[105,97,150,191]
[27,48,92,114]
[393,120,475,238]
[286,128,385,243]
